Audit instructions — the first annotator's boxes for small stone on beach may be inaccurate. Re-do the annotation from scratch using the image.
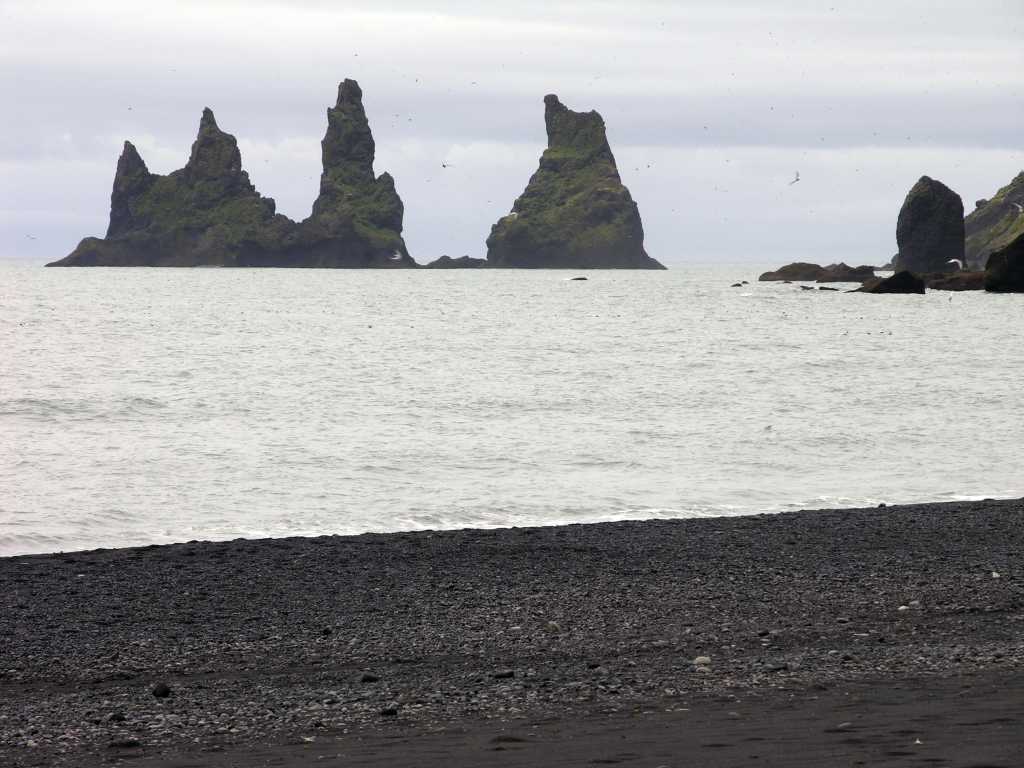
[152,682,171,698]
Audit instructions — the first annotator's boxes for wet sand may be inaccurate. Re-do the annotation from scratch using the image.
[1,499,1022,766]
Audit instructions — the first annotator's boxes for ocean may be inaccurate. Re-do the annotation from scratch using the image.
[2,262,1022,556]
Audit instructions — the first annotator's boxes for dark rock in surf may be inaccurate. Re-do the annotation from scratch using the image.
[983,232,1024,292]
[924,272,985,291]
[485,94,664,269]
[423,255,489,269]
[894,176,964,273]
[855,270,925,294]
[758,262,875,282]
[47,80,413,268]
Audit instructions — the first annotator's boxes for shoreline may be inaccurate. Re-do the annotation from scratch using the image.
[5,492,1022,560]
[2,499,1022,766]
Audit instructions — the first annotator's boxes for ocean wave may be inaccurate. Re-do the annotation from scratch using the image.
[0,395,168,423]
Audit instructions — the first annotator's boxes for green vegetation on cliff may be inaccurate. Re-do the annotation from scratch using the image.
[965,172,1024,270]
[48,82,412,268]
[486,94,664,269]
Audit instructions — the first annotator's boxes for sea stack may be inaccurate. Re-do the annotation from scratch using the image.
[964,171,1024,270]
[485,94,664,269]
[48,80,412,268]
[893,176,964,273]
[297,79,414,267]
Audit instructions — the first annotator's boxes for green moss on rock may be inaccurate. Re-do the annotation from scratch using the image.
[965,171,1024,270]
[48,82,412,268]
[485,94,664,269]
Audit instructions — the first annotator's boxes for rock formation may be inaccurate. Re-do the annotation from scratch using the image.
[758,262,876,282]
[893,176,964,273]
[485,95,664,269]
[964,172,1024,270]
[924,272,984,291]
[48,80,413,268]
[855,271,926,294]
[983,232,1024,292]
[423,255,489,269]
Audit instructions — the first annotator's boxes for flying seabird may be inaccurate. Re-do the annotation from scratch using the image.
[947,258,964,271]
[1011,202,1023,214]
[789,171,800,186]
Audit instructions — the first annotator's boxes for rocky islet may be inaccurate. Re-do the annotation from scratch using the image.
[48,86,663,270]
[484,94,665,270]
[48,81,414,269]
[894,176,965,274]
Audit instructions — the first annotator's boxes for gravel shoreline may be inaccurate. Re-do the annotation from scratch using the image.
[2,500,1022,766]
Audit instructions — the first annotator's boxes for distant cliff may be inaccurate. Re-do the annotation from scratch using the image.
[965,172,1024,270]
[485,95,664,269]
[48,80,414,268]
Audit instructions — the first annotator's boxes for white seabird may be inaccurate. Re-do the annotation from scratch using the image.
[788,171,800,186]
[947,258,964,271]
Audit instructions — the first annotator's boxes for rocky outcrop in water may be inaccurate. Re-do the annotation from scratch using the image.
[983,232,1024,292]
[855,270,926,294]
[47,80,413,268]
[758,262,875,282]
[965,172,1024,270]
[924,272,985,291]
[893,176,964,273]
[423,255,489,269]
[485,95,664,269]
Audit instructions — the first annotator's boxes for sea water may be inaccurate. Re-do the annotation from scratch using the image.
[2,262,1022,555]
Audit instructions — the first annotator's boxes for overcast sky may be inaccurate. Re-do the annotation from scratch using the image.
[2,0,1022,265]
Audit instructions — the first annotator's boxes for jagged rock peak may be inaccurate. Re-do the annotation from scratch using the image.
[49,82,412,268]
[321,78,375,184]
[200,106,218,129]
[117,140,149,176]
[107,141,154,238]
[543,94,613,162]
[185,107,244,183]
[485,94,663,269]
[337,78,364,107]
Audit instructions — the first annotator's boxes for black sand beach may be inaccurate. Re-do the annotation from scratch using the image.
[1,500,1022,767]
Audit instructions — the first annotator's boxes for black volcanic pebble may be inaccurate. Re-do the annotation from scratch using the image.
[493,669,515,679]
[360,673,380,683]
[1,499,1023,767]
[108,738,141,749]
[107,712,126,722]
[152,682,171,698]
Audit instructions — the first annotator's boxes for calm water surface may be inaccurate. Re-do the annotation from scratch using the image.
[2,263,1022,555]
